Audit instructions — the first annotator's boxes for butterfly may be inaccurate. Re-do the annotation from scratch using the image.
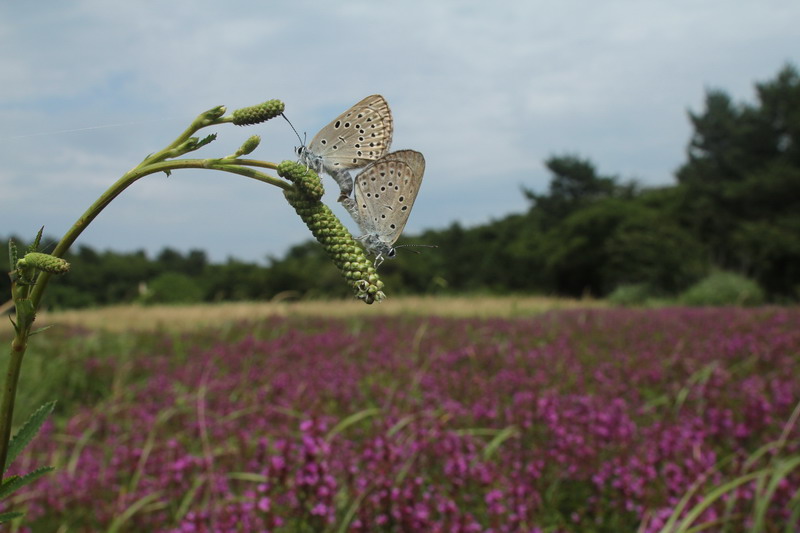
[296,94,393,199]
[341,150,426,265]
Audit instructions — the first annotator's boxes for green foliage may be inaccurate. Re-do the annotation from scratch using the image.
[142,272,204,304]
[523,155,629,230]
[607,283,656,306]
[539,199,632,296]
[0,402,55,524]
[679,271,766,306]
[602,207,707,294]
[3,64,798,306]
[676,64,800,296]
[5,402,55,471]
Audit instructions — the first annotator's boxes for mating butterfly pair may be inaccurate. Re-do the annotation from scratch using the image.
[296,95,425,262]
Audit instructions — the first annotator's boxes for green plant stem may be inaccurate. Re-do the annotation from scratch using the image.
[0,126,289,479]
[28,159,286,310]
[0,328,29,478]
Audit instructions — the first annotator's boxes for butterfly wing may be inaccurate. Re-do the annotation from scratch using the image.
[306,94,393,173]
[353,150,425,246]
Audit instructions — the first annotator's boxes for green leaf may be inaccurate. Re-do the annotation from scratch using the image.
[5,401,56,472]
[8,239,18,272]
[0,511,23,524]
[29,325,54,337]
[30,227,44,253]
[196,133,217,150]
[0,466,54,499]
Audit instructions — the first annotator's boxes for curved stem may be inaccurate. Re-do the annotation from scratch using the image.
[0,153,290,479]
[0,322,29,476]
[29,159,288,309]
[0,100,289,486]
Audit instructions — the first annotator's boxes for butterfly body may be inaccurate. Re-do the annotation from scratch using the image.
[297,94,393,198]
[343,150,426,263]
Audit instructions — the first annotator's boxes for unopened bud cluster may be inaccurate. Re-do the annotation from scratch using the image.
[232,99,285,126]
[235,136,261,157]
[277,161,325,201]
[17,253,70,275]
[284,186,385,304]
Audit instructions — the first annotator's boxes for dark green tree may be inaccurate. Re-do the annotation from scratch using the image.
[676,63,800,295]
[523,155,627,230]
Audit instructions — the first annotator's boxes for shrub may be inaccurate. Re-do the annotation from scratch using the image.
[141,272,204,304]
[679,271,765,306]
[607,283,656,306]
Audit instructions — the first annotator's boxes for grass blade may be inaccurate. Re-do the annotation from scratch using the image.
[106,491,162,533]
[752,457,800,532]
[670,470,766,533]
[483,425,519,460]
[326,408,381,441]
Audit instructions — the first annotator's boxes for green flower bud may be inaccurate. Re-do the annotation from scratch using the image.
[232,100,286,126]
[277,161,324,201]
[203,106,227,121]
[284,189,385,304]
[235,135,261,157]
[18,252,70,275]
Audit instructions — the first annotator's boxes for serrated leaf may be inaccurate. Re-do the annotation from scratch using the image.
[6,401,56,472]
[30,227,44,252]
[8,239,18,272]
[196,133,217,150]
[0,511,23,524]
[0,466,53,499]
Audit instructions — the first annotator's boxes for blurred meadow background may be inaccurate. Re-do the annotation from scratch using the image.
[2,1,800,531]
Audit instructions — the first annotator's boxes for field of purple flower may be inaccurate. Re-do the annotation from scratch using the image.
[7,307,800,531]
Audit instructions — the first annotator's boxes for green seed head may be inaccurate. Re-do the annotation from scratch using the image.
[278,161,324,201]
[231,99,286,126]
[17,252,70,275]
[284,189,385,303]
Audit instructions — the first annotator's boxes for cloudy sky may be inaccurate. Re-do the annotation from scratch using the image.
[1,1,797,263]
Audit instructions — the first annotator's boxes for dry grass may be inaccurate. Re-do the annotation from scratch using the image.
[21,295,604,333]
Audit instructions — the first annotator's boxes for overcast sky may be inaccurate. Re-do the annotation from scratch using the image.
[1,1,797,264]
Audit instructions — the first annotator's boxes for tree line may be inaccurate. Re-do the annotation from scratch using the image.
[4,64,799,308]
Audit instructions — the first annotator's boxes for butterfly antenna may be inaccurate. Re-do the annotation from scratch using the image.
[391,244,438,256]
[281,113,306,148]
[394,244,438,252]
